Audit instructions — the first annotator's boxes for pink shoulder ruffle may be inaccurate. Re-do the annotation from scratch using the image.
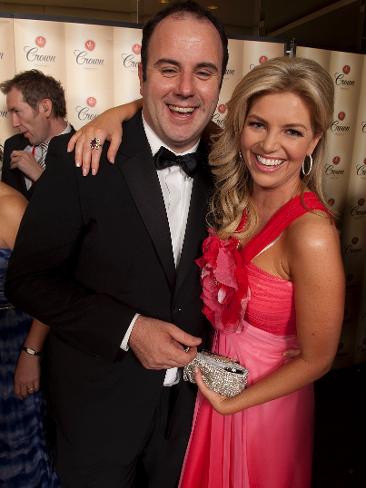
[196,229,250,333]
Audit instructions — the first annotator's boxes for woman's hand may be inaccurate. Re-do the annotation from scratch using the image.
[67,99,143,176]
[68,108,123,176]
[195,368,241,415]
[14,351,40,399]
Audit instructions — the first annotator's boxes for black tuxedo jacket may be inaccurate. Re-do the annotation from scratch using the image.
[2,128,75,199]
[6,112,212,468]
[2,133,30,197]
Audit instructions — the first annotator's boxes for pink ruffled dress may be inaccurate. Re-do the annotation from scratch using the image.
[179,193,327,488]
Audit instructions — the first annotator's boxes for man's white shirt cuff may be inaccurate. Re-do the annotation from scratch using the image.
[120,313,140,351]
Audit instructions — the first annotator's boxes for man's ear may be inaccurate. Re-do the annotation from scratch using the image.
[138,63,144,96]
[39,98,52,117]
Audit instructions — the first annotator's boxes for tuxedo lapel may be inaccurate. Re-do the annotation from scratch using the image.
[115,113,176,289]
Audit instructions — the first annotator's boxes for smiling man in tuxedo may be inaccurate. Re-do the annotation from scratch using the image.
[6,2,228,487]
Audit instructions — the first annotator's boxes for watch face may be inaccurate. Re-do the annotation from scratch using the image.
[23,346,41,356]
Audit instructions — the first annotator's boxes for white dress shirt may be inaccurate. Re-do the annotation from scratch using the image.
[120,114,199,386]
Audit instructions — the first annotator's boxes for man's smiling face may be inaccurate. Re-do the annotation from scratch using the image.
[139,13,223,152]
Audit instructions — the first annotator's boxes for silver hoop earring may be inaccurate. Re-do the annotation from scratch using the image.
[302,154,313,176]
[239,151,243,160]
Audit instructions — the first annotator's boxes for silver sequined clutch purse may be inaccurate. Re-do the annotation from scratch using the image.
[183,351,249,398]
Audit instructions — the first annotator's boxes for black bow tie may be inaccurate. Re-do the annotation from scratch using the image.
[154,146,199,177]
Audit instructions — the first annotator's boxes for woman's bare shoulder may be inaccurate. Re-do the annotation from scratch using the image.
[0,184,26,220]
[281,210,343,282]
[0,183,27,247]
[286,210,339,253]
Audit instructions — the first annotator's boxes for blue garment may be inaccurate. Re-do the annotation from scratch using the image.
[0,248,59,487]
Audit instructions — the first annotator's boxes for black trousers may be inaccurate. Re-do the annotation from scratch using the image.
[55,384,194,488]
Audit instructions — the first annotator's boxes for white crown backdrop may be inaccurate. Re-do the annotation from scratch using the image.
[0,16,365,366]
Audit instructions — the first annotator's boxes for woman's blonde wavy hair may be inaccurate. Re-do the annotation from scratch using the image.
[209,56,334,240]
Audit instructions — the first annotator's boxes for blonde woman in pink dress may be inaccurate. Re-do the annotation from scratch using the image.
[178,56,345,487]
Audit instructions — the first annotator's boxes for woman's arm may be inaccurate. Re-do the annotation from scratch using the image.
[196,214,345,415]
[14,320,49,399]
[67,99,221,176]
[0,186,52,399]
[67,99,143,175]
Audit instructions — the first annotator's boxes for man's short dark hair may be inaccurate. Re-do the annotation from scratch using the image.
[0,69,66,118]
[141,1,229,86]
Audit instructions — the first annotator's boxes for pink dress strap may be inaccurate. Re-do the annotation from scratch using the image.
[242,192,328,263]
